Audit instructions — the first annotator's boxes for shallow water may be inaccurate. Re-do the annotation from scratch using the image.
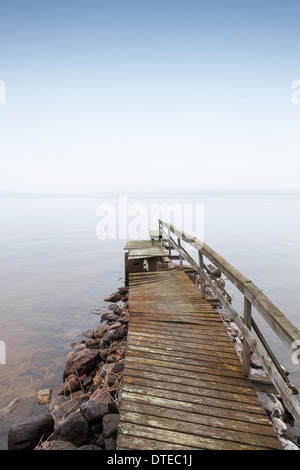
[0,194,299,449]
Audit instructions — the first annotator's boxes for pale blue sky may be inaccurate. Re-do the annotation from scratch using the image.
[0,0,300,195]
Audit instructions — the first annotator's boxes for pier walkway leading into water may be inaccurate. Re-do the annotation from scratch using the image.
[116,269,283,450]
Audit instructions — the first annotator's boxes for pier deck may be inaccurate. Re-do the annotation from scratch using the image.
[116,269,283,450]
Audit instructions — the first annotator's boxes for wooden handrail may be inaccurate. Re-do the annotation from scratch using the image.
[159,219,300,354]
[159,219,300,427]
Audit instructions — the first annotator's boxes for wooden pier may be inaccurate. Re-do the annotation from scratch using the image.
[116,222,300,450]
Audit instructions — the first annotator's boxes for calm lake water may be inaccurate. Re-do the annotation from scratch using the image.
[0,193,300,449]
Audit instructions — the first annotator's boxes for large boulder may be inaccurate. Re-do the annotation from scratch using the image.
[52,411,89,447]
[102,324,127,345]
[8,413,54,450]
[80,400,109,423]
[104,292,122,303]
[64,348,101,378]
[102,414,119,439]
[35,440,78,450]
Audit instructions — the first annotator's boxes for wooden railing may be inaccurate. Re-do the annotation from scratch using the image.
[158,219,300,427]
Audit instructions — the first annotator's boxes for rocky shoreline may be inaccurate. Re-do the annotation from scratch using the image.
[7,286,130,451]
[6,268,300,451]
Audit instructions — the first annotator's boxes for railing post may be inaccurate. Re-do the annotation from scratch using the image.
[178,239,183,270]
[242,297,252,376]
[168,227,171,256]
[198,250,206,298]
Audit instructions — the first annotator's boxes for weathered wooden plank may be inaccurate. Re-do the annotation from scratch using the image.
[122,383,267,415]
[128,320,229,337]
[125,349,246,379]
[129,317,226,331]
[124,355,253,386]
[117,434,198,450]
[121,391,272,426]
[123,375,261,405]
[126,342,242,366]
[128,326,233,344]
[118,422,271,450]
[120,399,277,438]
[127,334,241,357]
[129,314,227,327]
[119,410,281,449]
[124,365,258,397]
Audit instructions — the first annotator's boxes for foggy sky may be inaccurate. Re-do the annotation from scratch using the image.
[0,0,300,196]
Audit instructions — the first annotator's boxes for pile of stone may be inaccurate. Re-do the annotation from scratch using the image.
[7,286,129,451]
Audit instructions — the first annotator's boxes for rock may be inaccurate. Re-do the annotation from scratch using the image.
[95,324,109,336]
[106,313,121,322]
[8,413,55,450]
[115,344,127,357]
[99,349,109,362]
[113,362,125,374]
[118,287,128,295]
[80,400,109,423]
[64,348,101,378]
[101,310,114,320]
[58,374,81,396]
[104,292,122,303]
[207,265,222,278]
[102,325,127,345]
[91,310,101,315]
[35,440,78,450]
[219,311,232,323]
[283,424,300,442]
[272,417,287,435]
[102,413,119,439]
[78,444,102,450]
[289,383,299,395]
[82,375,93,389]
[53,411,89,447]
[49,393,89,426]
[82,329,94,338]
[107,374,118,388]
[228,322,242,337]
[93,363,115,386]
[233,342,243,362]
[37,388,52,405]
[104,437,116,450]
[257,392,285,419]
[90,388,113,405]
[250,352,262,369]
[107,322,122,331]
[279,437,300,450]
[74,344,87,353]
[108,304,122,315]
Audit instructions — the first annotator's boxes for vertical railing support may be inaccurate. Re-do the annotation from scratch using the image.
[168,227,171,256]
[242,297,252,376]
[198,250,206,298]
[178,239,183,270]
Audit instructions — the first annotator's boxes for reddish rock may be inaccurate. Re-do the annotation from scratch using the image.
[59,374,81,396]
[64,348,101,378]
[90,388,113,405]
[104,292,122,303]
[250,352,262,369]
